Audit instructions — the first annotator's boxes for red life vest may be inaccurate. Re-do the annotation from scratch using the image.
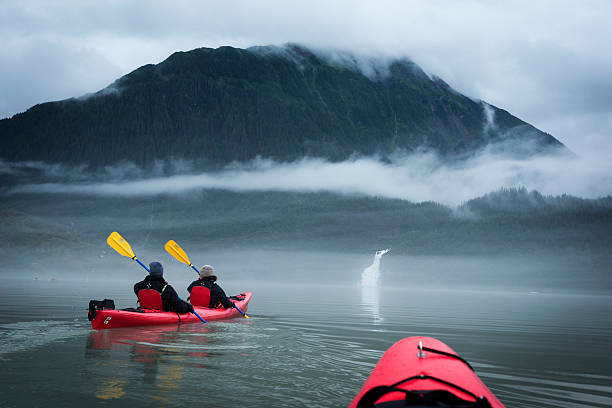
[190,286,211,307]
[138,288,164,310]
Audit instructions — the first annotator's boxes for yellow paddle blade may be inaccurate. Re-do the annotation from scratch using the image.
[107,231,135,258]
[164,240,192,266]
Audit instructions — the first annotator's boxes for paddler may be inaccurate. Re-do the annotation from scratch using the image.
[187,265,235,309]
[133,261,193,314]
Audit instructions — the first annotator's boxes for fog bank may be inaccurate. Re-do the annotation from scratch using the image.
[7,145,612,206]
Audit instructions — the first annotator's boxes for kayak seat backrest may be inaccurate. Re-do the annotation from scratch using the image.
[138,289,163,310]
[190,286,211,308]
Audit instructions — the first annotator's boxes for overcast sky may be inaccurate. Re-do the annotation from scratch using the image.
[1,0,611,154]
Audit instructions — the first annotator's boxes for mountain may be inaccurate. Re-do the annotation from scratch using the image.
[0,44,563,167]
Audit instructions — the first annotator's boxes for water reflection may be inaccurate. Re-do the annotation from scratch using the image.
[154,364,184,404]
[86,324,213,399]
[360,286,382,323]
[95,378,127,400]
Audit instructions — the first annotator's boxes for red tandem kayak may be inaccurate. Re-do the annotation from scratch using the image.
[89,292,252,330]
[348,336,505,408]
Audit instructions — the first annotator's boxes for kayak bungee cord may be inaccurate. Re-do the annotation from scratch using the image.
[356,376,493,408]
[419,343,475,371]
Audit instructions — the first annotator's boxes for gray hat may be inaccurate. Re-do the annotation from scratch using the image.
[149,262,163,277]
[199,265,217,281]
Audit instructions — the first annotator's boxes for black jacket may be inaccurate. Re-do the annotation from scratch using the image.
[134,275,190,313]
[187,278,233,309]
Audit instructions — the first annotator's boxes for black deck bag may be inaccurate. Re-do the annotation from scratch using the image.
[229,293,246,301]
[88,299,115,321]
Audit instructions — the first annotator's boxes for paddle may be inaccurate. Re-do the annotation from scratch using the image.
[164,239,250,318]
[106,231,207,323]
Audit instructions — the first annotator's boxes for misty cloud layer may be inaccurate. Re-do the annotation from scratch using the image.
[8,144,612,206]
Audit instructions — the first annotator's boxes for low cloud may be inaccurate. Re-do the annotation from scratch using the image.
[0,158,195,181]
[0,159,88,179]
[7,143,612,206]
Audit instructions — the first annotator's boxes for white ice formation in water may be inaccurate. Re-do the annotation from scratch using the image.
[361,249,390,287]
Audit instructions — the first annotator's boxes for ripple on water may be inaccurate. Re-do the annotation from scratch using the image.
[0,320,90,357]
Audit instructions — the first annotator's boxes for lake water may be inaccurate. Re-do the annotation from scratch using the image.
[1,251,611,407]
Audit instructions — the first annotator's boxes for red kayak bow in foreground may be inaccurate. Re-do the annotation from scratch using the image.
[349,336,505,408]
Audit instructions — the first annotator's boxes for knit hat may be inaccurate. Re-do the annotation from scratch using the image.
[199,265,217,281]
[149,262,163,277]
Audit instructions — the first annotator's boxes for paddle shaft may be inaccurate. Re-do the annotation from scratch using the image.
[188,308,207,324]
[133,257,207,324]
[133,257,149,272]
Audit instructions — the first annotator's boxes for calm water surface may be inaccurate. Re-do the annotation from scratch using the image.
[1,254,611,408]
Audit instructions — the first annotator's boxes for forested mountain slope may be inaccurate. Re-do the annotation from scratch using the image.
[0,44,563,167]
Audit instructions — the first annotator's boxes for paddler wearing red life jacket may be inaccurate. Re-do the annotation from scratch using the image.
[133,261,194,314]
[187,265,234,309]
